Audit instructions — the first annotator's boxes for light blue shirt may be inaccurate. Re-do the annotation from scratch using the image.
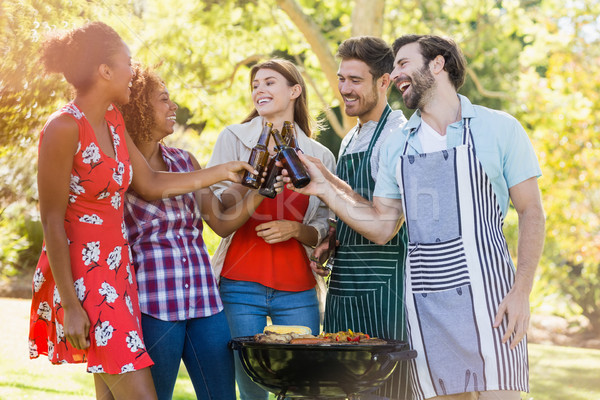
[374,94,542,216]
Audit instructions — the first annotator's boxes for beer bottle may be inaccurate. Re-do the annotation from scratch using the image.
[241,122,272,189]
[285,121,301,151]
[309,217,337,272]
[258,123,293,198]
[323,218,337,272]
[271,128,311,189]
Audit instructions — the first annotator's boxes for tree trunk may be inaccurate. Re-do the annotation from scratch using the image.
[276,0,387,137]
[351,0,384,37]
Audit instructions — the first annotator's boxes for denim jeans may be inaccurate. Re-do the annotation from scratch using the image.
[141,311,235,400]
[220,277,320,400]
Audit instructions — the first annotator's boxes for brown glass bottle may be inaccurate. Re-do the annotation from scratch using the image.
[271,128,311,189]
[309,217,336,272]
[258,124,293,198]
[285,121,301,151]
[323,218,337,271]
[241,122,272,189]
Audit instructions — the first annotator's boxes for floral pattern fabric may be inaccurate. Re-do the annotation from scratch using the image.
[28,103,153,374]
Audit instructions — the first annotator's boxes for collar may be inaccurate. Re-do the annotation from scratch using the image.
[404,94,476,135]
[226,116,313,150]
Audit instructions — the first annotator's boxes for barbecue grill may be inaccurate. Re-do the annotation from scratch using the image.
[230,336,417,399]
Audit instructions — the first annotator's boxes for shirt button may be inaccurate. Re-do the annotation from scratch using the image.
[182,257,186,262]
[176,234,181,239]
[185,284,189,289]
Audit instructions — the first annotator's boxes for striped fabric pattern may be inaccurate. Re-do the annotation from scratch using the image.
[408,237,470,292]
[398,118,529,399]
[466,121,529,391]
[326,106,412,399]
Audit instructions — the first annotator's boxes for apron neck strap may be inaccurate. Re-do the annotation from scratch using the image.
[365,104,392,156]
[462,117,474,148]
[342,104,392,158]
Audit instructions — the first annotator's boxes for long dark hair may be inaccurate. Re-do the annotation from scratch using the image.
[242,59,313,138]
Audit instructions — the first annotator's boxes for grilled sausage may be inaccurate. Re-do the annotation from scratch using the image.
[289,337,332,345]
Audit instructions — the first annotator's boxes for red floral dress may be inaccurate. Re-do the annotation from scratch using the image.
[29,103,153,374]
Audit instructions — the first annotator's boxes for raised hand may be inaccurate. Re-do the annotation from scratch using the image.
[279,152,328,196]
[221,160,257,183]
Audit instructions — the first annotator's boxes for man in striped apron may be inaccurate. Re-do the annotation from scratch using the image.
[287,35,545,400]
[309,36,411,400]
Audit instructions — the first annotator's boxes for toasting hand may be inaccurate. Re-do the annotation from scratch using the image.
[278,152,328,196]
[217,160,259,183]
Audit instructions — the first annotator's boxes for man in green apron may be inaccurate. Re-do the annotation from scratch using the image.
[287,35,545,400]
[309,36,411,400]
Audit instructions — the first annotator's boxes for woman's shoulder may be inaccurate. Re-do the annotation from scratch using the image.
[42,108,81,142]
[304,135,335,159]
[222,117,262,137]
[39,111,80,157]
[216,117,262,148]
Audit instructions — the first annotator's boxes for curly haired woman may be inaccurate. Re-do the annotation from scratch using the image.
[120,63,272,400]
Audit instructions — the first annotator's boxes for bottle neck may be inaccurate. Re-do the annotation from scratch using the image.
[257,123,272,147]
[286,123,299,148]
[271,128,288,148]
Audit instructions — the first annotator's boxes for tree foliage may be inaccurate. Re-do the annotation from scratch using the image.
[1,0,599,331]
[516,0,600,329]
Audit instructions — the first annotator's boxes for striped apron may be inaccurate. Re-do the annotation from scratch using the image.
[324,105,411,399]
[396,118,528,399]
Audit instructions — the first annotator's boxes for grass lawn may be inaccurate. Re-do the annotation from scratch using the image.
[1,297,599,399]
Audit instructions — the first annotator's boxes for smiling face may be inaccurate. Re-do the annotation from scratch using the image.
[337,58,381,122]
[108,42,134,104]
[149,85,178,141]
[252,68,299,121]
[391,42,436,110]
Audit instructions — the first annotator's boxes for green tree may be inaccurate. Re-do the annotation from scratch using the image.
[516,0,600,331]
[0,0,136,275]
[2,0,600,333]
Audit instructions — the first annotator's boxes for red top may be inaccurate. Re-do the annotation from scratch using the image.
[222,186,315,291]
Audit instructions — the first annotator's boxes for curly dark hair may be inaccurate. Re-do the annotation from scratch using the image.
[392,34,467,90]
[40,21,124,93]
[118,63,165,144]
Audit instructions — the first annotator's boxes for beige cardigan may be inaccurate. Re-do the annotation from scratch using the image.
[206,117,336,318]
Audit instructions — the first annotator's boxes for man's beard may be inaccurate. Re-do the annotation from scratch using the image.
[403,64,435,110]
[346,83,379,119]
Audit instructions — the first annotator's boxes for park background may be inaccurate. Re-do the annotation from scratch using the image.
[0,0,599,398]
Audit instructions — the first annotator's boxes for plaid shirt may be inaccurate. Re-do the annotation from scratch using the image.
[124,145,222,321]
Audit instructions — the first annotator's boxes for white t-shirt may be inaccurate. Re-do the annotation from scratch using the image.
[339,109,407,181]
[417,119,447,153]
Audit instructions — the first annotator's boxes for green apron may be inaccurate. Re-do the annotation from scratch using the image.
[324,105,411,399]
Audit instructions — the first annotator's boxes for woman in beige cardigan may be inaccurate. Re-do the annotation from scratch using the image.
[206,59,335,400]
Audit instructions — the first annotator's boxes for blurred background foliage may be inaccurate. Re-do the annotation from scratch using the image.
[1,0,599,333]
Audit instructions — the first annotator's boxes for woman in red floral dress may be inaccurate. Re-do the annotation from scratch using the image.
[28,22,253,400]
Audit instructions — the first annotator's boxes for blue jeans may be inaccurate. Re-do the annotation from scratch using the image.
[220,277,320,400]
[141,311,235,400]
